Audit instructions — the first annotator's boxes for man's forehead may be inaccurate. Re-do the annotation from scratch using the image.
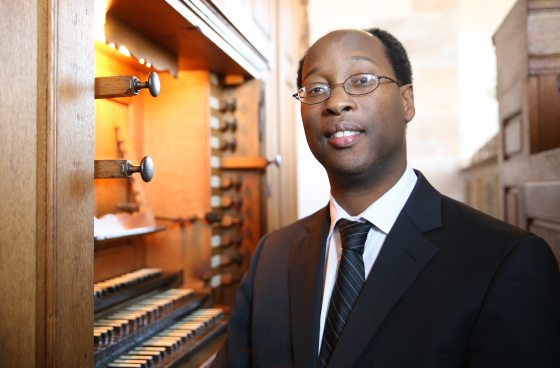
[306,31,386,66]
[302,30,387,77]
[309,30,382,54]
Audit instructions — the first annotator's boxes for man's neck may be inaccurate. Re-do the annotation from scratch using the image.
[330,163,407,216]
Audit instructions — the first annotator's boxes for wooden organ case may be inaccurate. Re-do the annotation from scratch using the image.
[90,0,303,367]
[493,0,560,266]
[0,0,307,365]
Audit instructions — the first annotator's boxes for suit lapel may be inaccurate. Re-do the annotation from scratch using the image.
[289,207,330,368]
[327,172,442,367]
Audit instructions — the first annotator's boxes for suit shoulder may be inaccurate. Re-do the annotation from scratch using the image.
[426,195,557,280]
[439,195,536,243]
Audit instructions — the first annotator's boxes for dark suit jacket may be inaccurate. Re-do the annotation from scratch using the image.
[215,172,560,367]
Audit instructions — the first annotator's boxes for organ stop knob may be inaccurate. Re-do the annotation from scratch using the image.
[94,156,154,182]
[95,71,160,99]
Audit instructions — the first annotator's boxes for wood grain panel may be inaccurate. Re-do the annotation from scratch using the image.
[143,70,211,219]
[142,70,212,287]
[95,41,150,78]
[146,223,205,288]
[523,181,560,224]
[528,10,560,55]
[94,241,146,282]
[503,113,523,157]
[501,147,560,186]
[95,99,130,216]
[42,0,95,366]
[535,74,560,152]
[0,1,38,367]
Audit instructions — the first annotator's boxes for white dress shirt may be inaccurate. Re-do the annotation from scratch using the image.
[318,165,418,352]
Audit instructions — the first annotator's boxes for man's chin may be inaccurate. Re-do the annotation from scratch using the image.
[325,162,371,179]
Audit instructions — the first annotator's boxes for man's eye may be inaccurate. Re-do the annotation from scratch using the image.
[307,85,328,96]
[350,74,376,86]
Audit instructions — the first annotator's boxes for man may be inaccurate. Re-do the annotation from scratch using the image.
[215,28,560,367]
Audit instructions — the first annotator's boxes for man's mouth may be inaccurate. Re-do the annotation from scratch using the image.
[326,129,364,148]
[328,130,362,139]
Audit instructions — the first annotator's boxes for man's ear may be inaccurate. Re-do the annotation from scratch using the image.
[401,84,415,123]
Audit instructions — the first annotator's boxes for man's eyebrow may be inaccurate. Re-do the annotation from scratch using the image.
[302,66,319,83]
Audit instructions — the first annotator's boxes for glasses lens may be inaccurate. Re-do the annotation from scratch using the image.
[299,83,330,104]
[345,73,379,95]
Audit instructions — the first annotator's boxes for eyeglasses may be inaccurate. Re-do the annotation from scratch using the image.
[292,73,401,105]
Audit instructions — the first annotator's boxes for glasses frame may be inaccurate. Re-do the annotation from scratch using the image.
[292,73,401,105]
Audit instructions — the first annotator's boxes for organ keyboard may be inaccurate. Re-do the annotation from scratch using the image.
[94,269,226,368]
[94,268,162,299]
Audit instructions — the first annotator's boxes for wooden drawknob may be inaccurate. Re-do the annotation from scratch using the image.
[127,156,154,182]
[268,154,282,167]
[95,72,160,99]
[134,72,160,97]
[218,98,237,113]
[94,156,154,182]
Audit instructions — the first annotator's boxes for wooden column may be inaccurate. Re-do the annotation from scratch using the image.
[39,0,94,366]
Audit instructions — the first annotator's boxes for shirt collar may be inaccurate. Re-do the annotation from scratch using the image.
[328,164,417,236]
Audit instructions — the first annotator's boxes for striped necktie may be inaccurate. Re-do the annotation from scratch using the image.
[319,219,371,367]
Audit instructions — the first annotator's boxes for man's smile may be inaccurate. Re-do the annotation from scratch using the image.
[326,131,365,148]
[329,130,361,138]
[324,123,365,148]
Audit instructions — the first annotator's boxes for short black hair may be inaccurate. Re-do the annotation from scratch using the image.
[296,28,413,88]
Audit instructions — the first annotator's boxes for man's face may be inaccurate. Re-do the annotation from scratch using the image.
[300,30,415,182]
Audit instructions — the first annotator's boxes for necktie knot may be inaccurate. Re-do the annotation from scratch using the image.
[337,219,371,254]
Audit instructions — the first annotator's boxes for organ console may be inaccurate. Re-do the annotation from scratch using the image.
[210,254,243,268]
[209,194,242,210]
[216,98,237,114]
[92,3,262,363]
[219,154,283,171]
[210,136,237,152]
[204,273,236,289]
[210,195,232,210]
[210,175,242,191]
[211,118,238,133]
[232,196,243,211]
[1,0,306,364]
[204,212,244,229]
[93,268,226,367]
[93,24,236,366]
[210,234,242,249]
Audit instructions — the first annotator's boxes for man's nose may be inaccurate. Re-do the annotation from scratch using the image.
[325,85,356,115]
